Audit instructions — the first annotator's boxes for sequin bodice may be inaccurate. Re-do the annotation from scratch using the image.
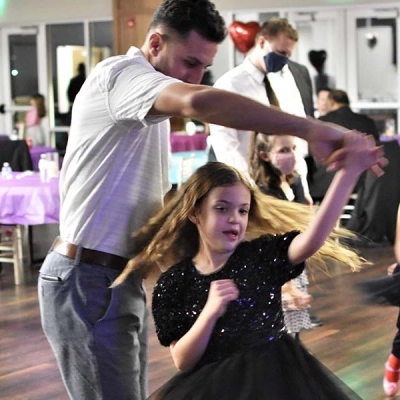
[152,231,303,364]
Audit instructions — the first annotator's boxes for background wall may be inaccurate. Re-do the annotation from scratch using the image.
[0,0,396,26]
[0,0,112,25]
[215,0,391,11]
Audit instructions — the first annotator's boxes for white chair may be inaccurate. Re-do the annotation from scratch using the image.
[0,225,31,284]
[177,153,196,189]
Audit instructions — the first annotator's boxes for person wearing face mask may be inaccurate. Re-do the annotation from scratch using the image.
[209,18,314,207]
[248,133,313,340]
[263,19,315,207]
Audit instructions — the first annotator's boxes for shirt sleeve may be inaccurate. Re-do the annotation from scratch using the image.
[250,231,305,286]
[106,58,180,127]
[25,108,40,127]
[152,265,192,347]
[208,76,254,179]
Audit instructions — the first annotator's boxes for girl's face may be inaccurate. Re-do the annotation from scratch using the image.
[191,183,251,257]
[262,135,296,176]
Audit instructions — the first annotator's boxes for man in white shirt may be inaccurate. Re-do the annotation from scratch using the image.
[37,2,382,400]
[210,18,314,204]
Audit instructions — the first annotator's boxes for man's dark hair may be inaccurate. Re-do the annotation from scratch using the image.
[329,89,350,106]
[317,87,332,96]
[150,0,226,44]
[77,62,86,76]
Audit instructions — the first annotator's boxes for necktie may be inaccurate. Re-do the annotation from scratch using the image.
[263,75,280,108]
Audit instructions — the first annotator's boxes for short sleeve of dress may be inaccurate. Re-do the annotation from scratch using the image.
[248,230,305,286]
[152,263,191,347]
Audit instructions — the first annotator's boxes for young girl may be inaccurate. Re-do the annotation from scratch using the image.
[115,133,382,399]
[25,93,46,146]
[249,133,306,203]
[249,133,313,340]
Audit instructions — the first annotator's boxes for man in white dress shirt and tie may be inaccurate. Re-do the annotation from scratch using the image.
[209,17,314,205]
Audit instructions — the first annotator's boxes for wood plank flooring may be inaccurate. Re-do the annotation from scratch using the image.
[0,244,399,400]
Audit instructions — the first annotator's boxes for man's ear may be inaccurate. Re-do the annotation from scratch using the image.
[148,32,163,56]
[257,35,265,48]
[258,35,271,51]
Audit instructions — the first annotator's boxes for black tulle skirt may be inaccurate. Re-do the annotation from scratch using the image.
[148,334,361,400]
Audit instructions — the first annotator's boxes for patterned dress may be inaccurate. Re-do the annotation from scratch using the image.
[149,231,361,400]
[282,270,312,334]
[261,180,312,335]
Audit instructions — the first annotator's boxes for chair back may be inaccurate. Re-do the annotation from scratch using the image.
[0,140,33,171]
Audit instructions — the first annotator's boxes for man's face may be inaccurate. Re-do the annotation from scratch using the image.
[317,90,331,116]
[152,30,218,84]
[264,32,296,59]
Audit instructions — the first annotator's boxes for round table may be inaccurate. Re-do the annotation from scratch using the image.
[0,172,60,285]
[0,172,60,225]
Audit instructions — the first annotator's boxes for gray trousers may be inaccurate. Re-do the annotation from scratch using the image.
[38,246,148,400]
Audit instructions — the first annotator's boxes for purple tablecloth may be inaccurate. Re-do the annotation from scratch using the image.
[170,133,207,153]
[29,146,57,171]
[0,172,60,225]
[380,135,400,146]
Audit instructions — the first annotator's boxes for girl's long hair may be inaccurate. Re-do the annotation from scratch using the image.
[32,93,46,118]
[112,162,365,286]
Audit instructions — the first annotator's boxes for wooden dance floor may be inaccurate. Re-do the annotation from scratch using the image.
[0,244,398,399]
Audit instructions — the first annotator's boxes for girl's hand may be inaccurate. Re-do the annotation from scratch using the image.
[338,132,387,176]
[204,279,239,319]
[282,282,312,310]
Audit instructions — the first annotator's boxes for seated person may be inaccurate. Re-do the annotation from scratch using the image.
[308,89,379,203]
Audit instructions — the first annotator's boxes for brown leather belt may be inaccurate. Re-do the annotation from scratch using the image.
[53,237,129,272]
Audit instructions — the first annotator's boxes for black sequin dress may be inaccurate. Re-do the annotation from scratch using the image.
[149,231,361,400]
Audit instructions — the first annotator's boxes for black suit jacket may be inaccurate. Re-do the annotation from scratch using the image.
[287,60,314,117]
[308,106,380,201]
[319,106,380,143]
[346,140,400,243]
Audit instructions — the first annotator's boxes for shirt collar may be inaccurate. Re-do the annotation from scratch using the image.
[126,46,141,56]
[268,64,290,78]
[243,57,265,85]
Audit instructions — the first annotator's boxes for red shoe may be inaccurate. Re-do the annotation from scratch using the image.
[383,362,400,396]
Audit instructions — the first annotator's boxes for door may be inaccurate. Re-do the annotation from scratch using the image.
[0,26,47,140]
[286,10,346,97]
[346,7,400,133]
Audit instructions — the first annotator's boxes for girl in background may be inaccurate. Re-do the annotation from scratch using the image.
[25,93,46,146]
[249,133,312,340]
[113,132,383,399]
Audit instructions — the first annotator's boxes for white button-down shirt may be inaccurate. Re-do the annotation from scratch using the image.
[209,58,268,179]
[210,59,310,194]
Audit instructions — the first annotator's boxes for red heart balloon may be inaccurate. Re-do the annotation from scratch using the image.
[228,21,260,54]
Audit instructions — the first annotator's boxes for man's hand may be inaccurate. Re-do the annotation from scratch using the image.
[308,120,387,177]
[306,119,346,163]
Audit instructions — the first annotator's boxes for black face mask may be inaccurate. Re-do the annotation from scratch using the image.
[264,52,288,73]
